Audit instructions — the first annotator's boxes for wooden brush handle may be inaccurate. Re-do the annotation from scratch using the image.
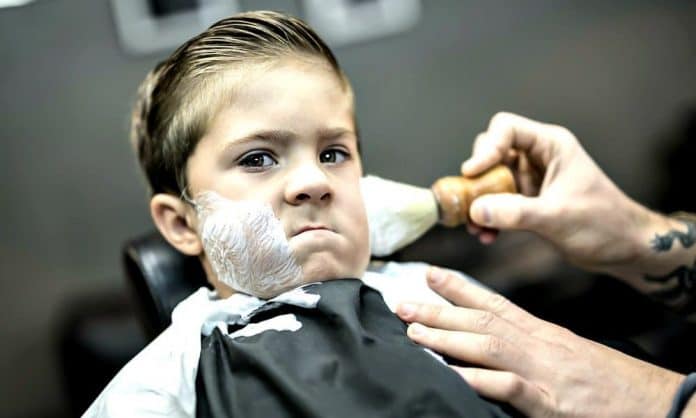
[431,165,517,227]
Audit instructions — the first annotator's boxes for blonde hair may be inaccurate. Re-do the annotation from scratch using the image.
[131,11,349,195]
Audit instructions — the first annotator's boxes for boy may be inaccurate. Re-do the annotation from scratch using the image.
[84,11,511,417]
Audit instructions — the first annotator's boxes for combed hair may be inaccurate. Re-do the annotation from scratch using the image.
[131,11,348,195]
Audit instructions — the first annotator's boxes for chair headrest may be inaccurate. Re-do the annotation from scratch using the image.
[122,231,209,339]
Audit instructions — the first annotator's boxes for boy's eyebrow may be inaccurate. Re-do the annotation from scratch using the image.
[229,129,297,145]
[226,127,355,148]
[317,127,354,140]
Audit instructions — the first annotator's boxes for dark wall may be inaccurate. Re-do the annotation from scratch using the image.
[0,1,694,416]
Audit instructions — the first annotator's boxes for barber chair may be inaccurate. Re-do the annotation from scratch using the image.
[122,231,210,340]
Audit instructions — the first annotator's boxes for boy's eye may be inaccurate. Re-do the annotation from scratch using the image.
[239,152,277,169]
[319,149,348,164]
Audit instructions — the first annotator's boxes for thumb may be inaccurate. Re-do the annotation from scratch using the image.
[469,193,544,231]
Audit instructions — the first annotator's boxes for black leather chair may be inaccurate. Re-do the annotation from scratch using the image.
[123,231,210,340]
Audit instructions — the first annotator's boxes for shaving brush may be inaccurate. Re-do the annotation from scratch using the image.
[361,165,517,256]
[431,164,517,227]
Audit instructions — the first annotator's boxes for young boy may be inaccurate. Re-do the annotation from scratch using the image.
[84,11,511,418]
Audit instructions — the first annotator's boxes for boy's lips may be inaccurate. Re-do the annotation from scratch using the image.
[291,224,334,237]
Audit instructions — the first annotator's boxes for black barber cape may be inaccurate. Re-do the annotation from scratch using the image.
[196,279,512,418]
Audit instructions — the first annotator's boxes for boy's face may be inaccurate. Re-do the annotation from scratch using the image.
[186,58,370,292]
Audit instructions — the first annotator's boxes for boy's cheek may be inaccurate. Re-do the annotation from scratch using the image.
[194,191,305,298]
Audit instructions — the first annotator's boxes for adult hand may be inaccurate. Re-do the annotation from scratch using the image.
[397,267,690,417]
[461,112,684,280]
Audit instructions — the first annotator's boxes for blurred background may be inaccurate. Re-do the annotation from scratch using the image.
[1,0,695,416]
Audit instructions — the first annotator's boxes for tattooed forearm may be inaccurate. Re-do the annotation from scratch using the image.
[644,221,696,312]
[645,261,696,310]
[649,222,695,251]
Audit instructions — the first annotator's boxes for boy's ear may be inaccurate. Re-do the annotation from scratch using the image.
[150,193,203,256]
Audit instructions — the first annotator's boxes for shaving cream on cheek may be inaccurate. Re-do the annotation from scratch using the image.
[194,191,304,299]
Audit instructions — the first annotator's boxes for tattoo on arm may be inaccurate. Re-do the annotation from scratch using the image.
[644,222,696,312]
[649,222,696,251]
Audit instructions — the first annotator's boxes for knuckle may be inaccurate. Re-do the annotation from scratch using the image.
[450,281,471,301]
[546,325,575,343]
[486,293,511,314]
[547,124,575,144]
[475,311,496,332]
[424,304,444,323]
[501,373,525,399]
[489,111,511,128]
[443,269,460,285]
[481,335,505,359]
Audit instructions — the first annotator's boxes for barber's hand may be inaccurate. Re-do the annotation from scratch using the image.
[397,268,688,417]
[461,112,677,279]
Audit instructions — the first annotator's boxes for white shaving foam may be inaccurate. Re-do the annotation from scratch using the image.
[196,286,321,336]
[270,285,321,308]
[194,191,303,299]
[227,313,303,339]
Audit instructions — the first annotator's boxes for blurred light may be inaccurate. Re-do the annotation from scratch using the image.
[303,0,421,47]
[110,0,241,55]
[0,0,35,8]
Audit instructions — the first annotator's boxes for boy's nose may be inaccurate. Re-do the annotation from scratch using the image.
[285,164,332,205]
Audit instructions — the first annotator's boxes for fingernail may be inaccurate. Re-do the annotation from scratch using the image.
[408,323,426,338]
[482,205,493,225]
[428,268,445,286]
[470,201,492,226]
[398,303,417,318]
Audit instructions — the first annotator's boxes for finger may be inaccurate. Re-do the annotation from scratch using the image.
[462,112,555,177]
[465,223,499,244]
[407,323,529,373]
[461,132,505,177]
[426,267,545,332]
[470,132,490,159]
[452,367,548,417]
[466,223,482,235]
[469,193,547,231]
[502,149,519,166]
[396,303,474,330]
[478,228,498,244]
[396,303,526,343]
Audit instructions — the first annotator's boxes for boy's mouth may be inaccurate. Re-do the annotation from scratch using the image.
[292,224,334,237]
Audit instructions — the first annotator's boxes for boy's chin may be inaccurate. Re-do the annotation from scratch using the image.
[299,257,366,284]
